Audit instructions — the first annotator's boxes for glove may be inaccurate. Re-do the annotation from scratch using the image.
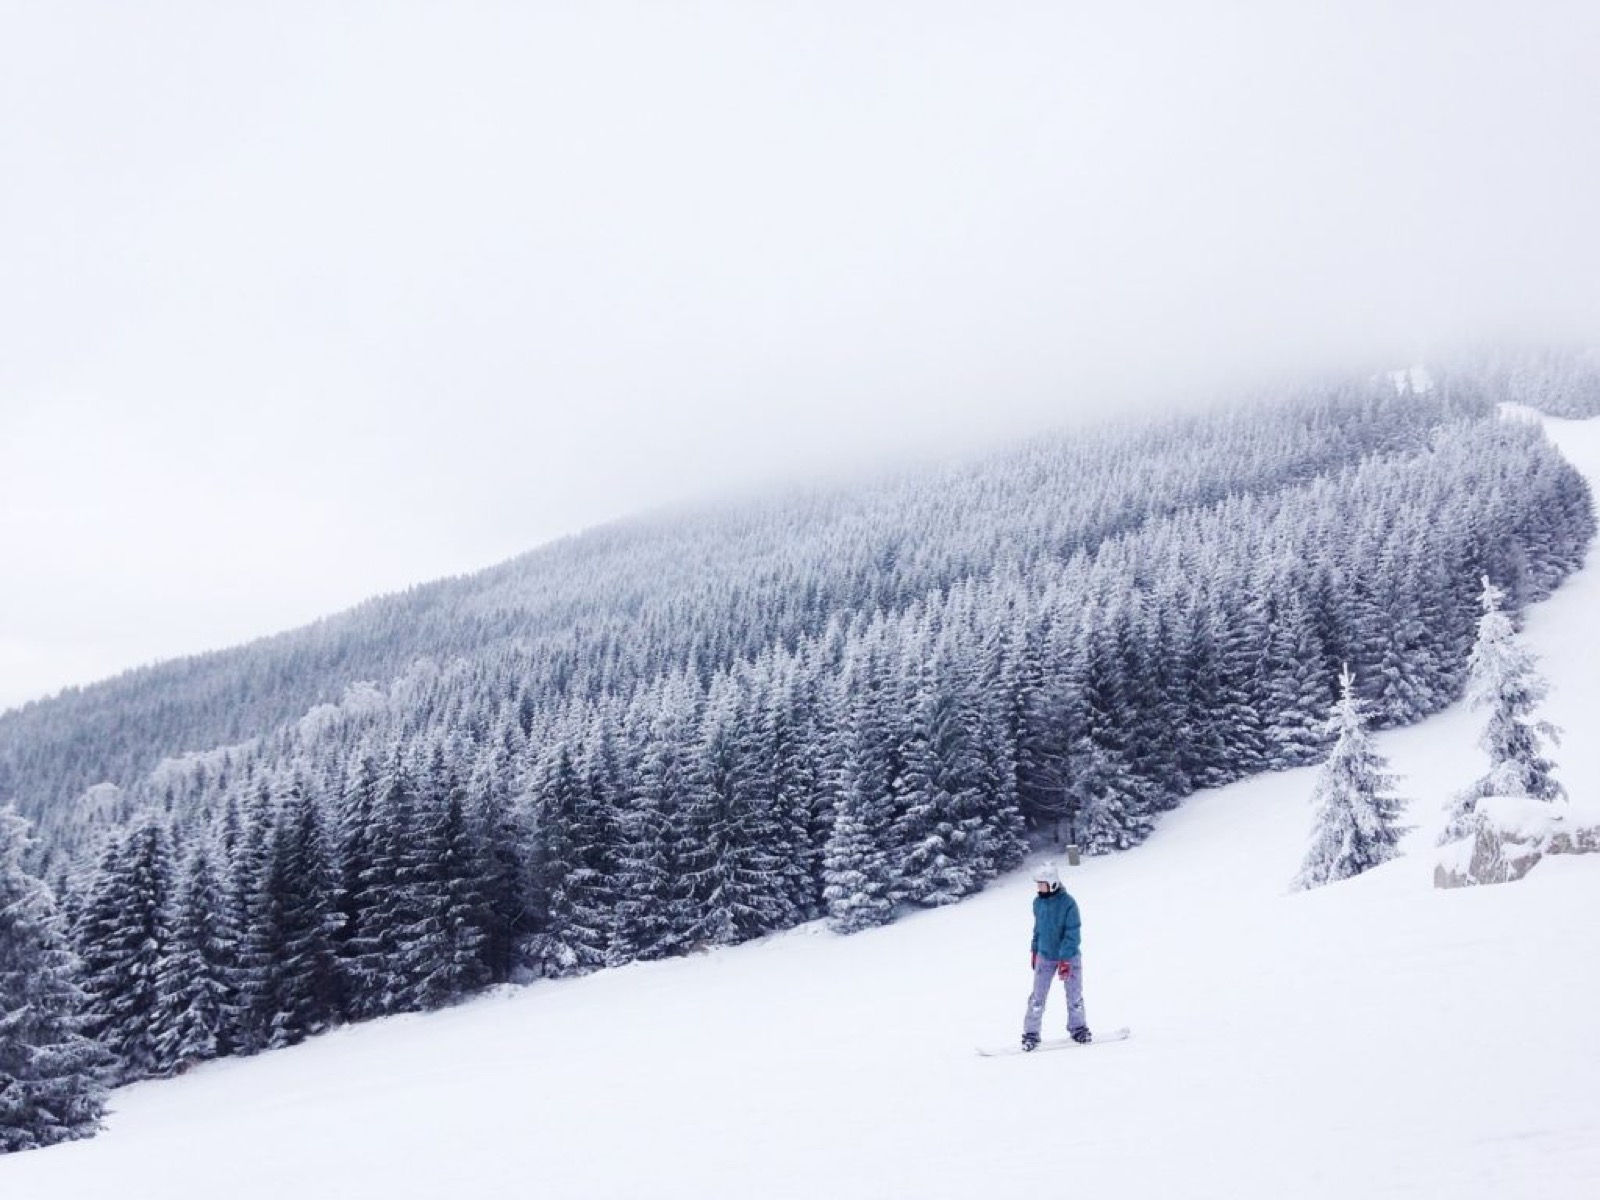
[1057,960,1072,980]
[1031,952,1038,970]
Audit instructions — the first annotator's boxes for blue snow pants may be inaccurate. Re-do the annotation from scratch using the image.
[1023,955,1086,1038]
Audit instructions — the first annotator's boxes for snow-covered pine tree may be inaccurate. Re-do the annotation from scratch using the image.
[962,617,1028,880]
[529,741,614,976]
[420,748,492,1005]
[1070,617,1156,854]
[0,808,107,1153]
[821,790,895,935]
[1116,589,1190,805]
[674,669,796,948]
[334,751,381,990]
[749,651,828,923]
[610,677,695,962]
[75,819,175,1082]
[1364,526,1446,727]
[152,839,234,1071]
[1211,583,1271,776]
[265,784,342,1047]
[889,628,978,908]
[1294,666,1409,890]
[822,648,899,933]
[222,781,274,1050]
[1440,577,1564,843]
[1005,617,1067,831]
[385,746,459,1013]
[467,733,530,983]
[359,752,448,1014]
[890,619,1018,905]
[1177,597,1234,791]
[1260,590,1336,769]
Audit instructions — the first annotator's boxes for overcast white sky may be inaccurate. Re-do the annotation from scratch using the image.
[4,1,1599,712]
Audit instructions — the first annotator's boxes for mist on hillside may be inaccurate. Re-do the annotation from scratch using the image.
[3,2,1599,708]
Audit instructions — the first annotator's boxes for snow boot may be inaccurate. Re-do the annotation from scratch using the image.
[1021,1032,1041,1052]
[1070,1027,1092,1045]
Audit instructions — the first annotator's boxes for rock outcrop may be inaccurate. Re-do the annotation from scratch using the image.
[1434,796,1600,888]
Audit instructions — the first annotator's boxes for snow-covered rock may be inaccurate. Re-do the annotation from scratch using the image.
[1434,795,1600,887]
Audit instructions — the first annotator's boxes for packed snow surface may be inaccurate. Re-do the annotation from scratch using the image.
[5,416,1600,1199]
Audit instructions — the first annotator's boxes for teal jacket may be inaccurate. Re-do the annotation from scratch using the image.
[1031,888,1081,961]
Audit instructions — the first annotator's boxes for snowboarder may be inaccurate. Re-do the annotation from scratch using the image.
[1022,862,1090,1051]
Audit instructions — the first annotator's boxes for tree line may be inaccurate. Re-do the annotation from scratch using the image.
[3,371,1595,1152]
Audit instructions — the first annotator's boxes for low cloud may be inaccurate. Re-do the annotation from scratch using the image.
[3,1,1597,708]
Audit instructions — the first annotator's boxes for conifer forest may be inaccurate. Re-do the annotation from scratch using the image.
[1,357,1595,1112]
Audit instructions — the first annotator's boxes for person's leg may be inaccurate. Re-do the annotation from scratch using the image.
[1060,955,1087,1035]
[1022,957,1058,1037]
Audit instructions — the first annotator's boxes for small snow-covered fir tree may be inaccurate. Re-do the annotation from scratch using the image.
[0,808,107,1152]
[1440,577,1563,843]
[1294,666,1409,890]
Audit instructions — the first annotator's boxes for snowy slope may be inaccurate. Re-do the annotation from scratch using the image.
[5,416,1599,1200]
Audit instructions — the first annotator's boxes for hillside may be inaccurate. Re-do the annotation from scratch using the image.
[0,370,1535,824]
[0,367,1592,1110]
[3,420,1595,1199]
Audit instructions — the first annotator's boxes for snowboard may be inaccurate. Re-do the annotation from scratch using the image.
[976,1026,1131,1057]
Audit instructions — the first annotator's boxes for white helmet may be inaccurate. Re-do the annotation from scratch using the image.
[1033,862,1061,888]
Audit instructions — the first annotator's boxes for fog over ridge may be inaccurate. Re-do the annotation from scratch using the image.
[2,1,1597,709]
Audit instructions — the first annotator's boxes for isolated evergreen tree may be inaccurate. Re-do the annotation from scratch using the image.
[1294,667,1409,890]
[0,809,107,1153]
[1441,577,1564,843]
